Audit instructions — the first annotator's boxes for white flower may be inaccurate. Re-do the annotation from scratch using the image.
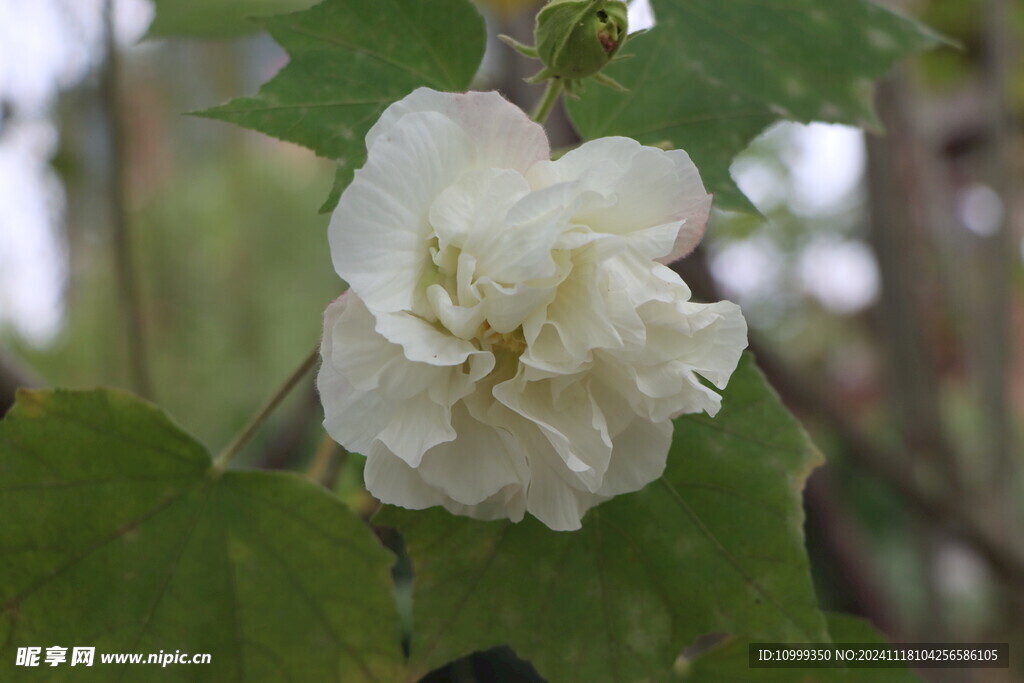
[317,88,747,531]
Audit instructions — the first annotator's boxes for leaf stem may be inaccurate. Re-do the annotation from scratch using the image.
[530,79,564,124]
[306,431,347,487]
[213,344,321,472]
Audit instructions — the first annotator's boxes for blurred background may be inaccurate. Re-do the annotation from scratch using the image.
[0,0,1020,681]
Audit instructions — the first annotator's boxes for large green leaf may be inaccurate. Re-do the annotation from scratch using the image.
[566,0,942,211]
[148,0,320,38]
[0,390,403,681]
[683,612,922,682]
[379,354,827,682]
[197,0,486,212]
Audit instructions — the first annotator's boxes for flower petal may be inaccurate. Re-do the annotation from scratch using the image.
[332,111,474,315]
[528,138,711,262]
[526,447,604,531]
[364,445,448,510]
[318,295,391,455]
[368,88,550,174]
[319,88,748,532]
[597,418,672,497]
[494,371,613,493]
[416,401,529,506]
[319,293,492,466]
[442,484,528,523]
[374,308,488,368]
[521,254,624,373]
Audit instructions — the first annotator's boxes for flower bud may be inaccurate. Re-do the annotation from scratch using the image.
[535,0,628,81]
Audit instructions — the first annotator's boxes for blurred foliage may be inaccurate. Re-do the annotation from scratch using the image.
[148,0,320,38]
[133,141,337,449]
[10,46,339,451]
[472,0,544,20]
[918,0,1024,106]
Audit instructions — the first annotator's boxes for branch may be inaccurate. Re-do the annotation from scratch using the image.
[101,0,152,398]
[979,0,1017,487]
[865,75,963,488]
[254,383,320,470]
[804,471,899,637]
[752,343,1024,589]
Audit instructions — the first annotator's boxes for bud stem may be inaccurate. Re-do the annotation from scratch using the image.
[531,79,564,124]
[212,343,321,472]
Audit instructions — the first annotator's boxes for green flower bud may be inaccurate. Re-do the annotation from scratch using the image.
[534,0,628,81]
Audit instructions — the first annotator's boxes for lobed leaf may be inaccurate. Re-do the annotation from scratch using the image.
[0,390,404,681]
[380,354,828,682]
[195,0,486,213]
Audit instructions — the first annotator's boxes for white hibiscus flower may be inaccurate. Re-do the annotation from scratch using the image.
[317,88,747,531]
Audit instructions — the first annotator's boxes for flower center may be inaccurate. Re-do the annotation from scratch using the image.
[478,321,527,355]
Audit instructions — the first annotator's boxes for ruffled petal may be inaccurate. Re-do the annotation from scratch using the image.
[363,445,448,510]
[667,300,749,391]
[521,255,624,373]
[374,308,487,367]
[494,370,613,493]
[593,295,748,422]
[528,138,711,262]
[526,447,605,531]
[428,168,529,255]
[318,88,747,532]
[319,293,491,467]
[597,418,673,497]
[442,484,528,523]
[332,111,474,315]
[368,88,549,174]
[318,295,391,455]
[416,401,529,506]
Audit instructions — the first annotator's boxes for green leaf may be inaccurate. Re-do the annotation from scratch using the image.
[148,0,321,38]
[379,354,827,682]
[683,612,922,682]
[0,390,403,681]
[321,164,350,215]
[197,0,486,212]
[566,0,942,211]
